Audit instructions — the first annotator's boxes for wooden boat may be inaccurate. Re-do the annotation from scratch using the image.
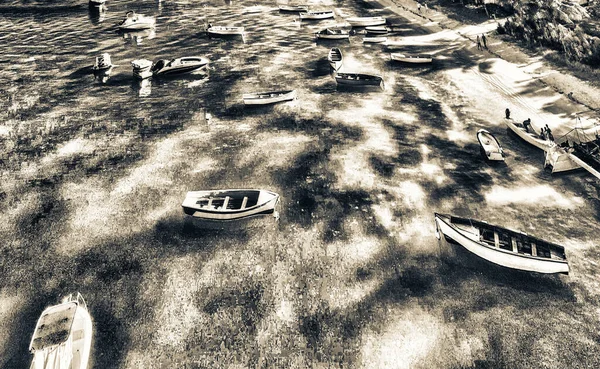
[390,53,433,64]
[92,53,112,71]
[314,28,349,40]
[182,189,280,221]
[363,36,387,43]
[243,90,297,105]
[131,59,153,79]
[278,5,308,12]
[207,25,245,36]
[29,293,93,369]
[365,26,388,35]
[346,16,386,27]
[504,118,552,151]
[434,213,569,274]
[477,129,504,161]
[151,57,209,76]
[300,10,335,20]
[335,72,384,89]
[118,11,155,31]
[327,47,343,71]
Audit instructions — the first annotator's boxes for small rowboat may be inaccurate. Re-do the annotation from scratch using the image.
[243,90,297,105]
[390,53,433,64]
[29,293,93,369]
[151,57,209,76]
[118,11,155,31]
[363,36,387,43]
[300,10,335,20]
[335,72,384,89]
[278,5,308,12]
[182,189,280,221]
[365,26,388,35]
[93,53,112,71]
[434,213,569,274]
[327,47,343,71]
[314,28,349,40]
[207,25,245,36]
[477,129,504,161]
[131,59,153,79]
[346,16,386,27]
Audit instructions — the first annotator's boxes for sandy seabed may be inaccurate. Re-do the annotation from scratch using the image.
[1,0,600,368]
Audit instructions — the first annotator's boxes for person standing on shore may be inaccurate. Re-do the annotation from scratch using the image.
[417,3,421,12]
[482,33,488,49]
[476,35,482,50]
[505,108,510,119]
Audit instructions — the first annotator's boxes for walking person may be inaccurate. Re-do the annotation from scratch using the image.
[545,124,554,141]
[476,35,482,50]
[482,33,488,49]
[505,108,511,119]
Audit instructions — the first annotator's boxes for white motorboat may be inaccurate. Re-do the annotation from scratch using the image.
[362,36,387,43]
[435,213,569,274]
[243,90,297,105]
[118,11,156,31]
[93,53,112,71]
[390,53,433,64]
[365,25,388,35]
[131,59,153,79]
[300,10,335,20]
[278,5,308,12]
[504,118,552,150]
[477,129,504,161]
[207,25,245,36]
[182,189,280,221]
[335,72,384,89]
[327,47,343,71]
[29,293,93,369]
[151,57,209,76]
[314,28,349,40]
[346,16,386,27]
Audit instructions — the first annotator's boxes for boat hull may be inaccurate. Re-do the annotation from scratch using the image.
[207,27,245,36]
[365,26,388,35]
[153,57,209,76]
[435,214,569,274]
[243,90,297,105]
[279,5,308,12]
[347,17,386,27]
[477,129,504,161]
[315,33,349,40]
[335,73,384,89]
[300,12,335,20]
[363,37,387,43]
[182,189,279,221]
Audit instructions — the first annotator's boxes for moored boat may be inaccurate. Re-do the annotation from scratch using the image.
[335,72,384,89]
[29,293,93,369]
[300,10,335,20]
[93,53,112,71]
[151,56,209,76]
[327,47,343,71]
[477,129,504,161]
[365,25,388,35]
[278,4,308,12]
[118,11,156,31]
[363,36,387,43]
[390,53,433,64]
[314,28,349,40]
[504,117,552,150]
[131,59,153,79]
[182,189,280,220]
[347,16,386,27]
[243,90,297,105]
[435,213,569,274]
[89,0,106,5]
[207,25,245,36]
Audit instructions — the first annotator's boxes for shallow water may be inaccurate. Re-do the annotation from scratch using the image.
[1,0,600,368]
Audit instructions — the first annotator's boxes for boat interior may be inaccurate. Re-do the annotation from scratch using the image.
[449,216,567,261]
[194,191,261,211]
[31,302,77,350]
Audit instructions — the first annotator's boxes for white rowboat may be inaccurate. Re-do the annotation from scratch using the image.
[182,189,279,221]
[365,26,388,35]
[278,5,308,12]
[477,129,504,161]
[327,47,343,71]
[314,28,349,40]
[347,16,386,27]
[207,26,245,36]
[390,53,433,64]
[300,10,335,20]
[29,293,93,369]
[435,213,569,274]
[243,90,297,105]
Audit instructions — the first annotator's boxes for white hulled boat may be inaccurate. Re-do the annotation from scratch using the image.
[390,53,433,64]
[346,16,386,27]
[182,189,280,220]
[151,57,209,76]
[243,90,297,105]
[207,25,245,36]
[314,28,349,40]
[278,5,308,12]
[477,129,504,161]
[131,59,153,79]
[29,293,93,369]
[435,213,569,274]
[93,53,112,71]
[118,11,156,31]
[335,72,384,89]
[327,47,343,71]
[300,10,335,20]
